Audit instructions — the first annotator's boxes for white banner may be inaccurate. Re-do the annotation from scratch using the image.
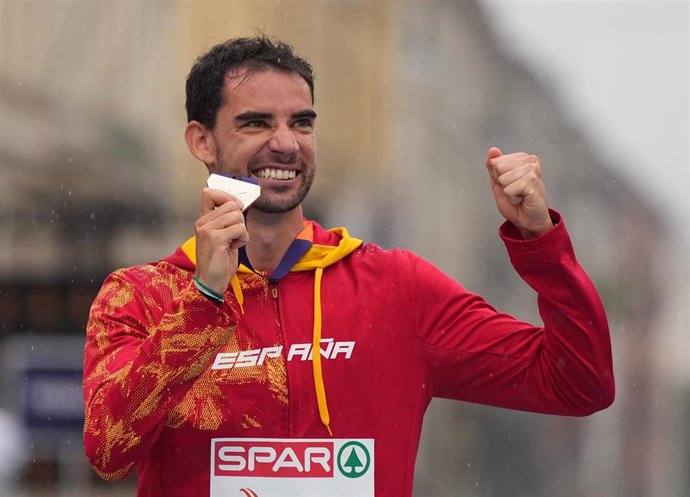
[210,438,374,497]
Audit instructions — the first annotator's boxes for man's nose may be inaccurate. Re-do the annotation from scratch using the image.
[268,126,299,154]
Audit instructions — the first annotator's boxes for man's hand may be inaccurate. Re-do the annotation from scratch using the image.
[194,187,249,295]
[485,147,555,239]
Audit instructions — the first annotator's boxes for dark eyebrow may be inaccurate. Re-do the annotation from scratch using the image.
[235,111,273,122]
[292,110,317,120]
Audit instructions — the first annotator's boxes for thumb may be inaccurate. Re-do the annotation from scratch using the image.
[486,146,503,163]
[486,146,503,183]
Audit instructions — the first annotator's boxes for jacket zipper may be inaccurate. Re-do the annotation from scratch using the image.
[268,277,279,302]
[268,278,290,437]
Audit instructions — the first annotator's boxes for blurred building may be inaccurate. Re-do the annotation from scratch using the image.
[0,1,682,496]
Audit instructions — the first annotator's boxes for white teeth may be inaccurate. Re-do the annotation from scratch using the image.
[255,168,296,180]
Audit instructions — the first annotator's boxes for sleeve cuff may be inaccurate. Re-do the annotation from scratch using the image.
[499,209,563,248]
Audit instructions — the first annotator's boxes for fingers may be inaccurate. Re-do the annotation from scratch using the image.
[194,188,249,295]
[486,151,539,178]
[227,224,250,249]
[196,202,244,231]
[200,187,244,215]
[487,152,541,189]
[495,162,543,205]
[196,188,247,244]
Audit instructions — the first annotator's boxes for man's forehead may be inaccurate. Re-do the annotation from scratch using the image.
[224,67,310,96]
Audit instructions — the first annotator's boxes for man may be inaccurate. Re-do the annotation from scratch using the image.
[83,35,614,497]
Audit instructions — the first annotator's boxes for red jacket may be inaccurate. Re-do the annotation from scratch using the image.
[83,212,614,496]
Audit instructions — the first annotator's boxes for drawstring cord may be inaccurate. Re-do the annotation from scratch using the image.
[311,267,332,436]
[230,275,244,314]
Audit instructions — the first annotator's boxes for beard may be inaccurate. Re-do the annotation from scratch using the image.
[215,152,316,214]
[252,165,315,213]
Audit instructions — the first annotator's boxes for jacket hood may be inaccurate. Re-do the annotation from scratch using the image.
[162,220,362,273]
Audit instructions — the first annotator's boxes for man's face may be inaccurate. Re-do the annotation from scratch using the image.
[209,69,316,213]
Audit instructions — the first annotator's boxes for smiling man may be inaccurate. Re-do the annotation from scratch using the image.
[83,35,614,497]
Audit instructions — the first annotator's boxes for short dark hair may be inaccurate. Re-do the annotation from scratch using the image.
[185,34,315,128]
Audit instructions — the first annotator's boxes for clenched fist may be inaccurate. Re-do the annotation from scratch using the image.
[485,147,555,239]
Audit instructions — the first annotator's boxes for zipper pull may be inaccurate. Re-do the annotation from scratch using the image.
[269,279,278,299]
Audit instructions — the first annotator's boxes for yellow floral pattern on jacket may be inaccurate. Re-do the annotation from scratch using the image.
[83,262,287,480]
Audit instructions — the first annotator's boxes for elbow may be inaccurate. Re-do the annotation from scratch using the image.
[600,374,616,409]
[574,371,615,416]
[594,368,616,412]
[85,452,134,481]
[595,374,616,412]
[95,466,134,481]
[84,432,135,481]
[83,393,136,480]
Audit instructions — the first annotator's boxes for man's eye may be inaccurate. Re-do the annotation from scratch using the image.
[243,120,267,128]
[294,119,314,129]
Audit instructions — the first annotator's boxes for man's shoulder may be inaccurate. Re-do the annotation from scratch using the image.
[310,220,419,259]
[103,259,190,293]
[341,239,422,274]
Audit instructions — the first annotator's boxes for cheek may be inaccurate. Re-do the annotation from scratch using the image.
[223,138,264,164]
[299,137,316,161]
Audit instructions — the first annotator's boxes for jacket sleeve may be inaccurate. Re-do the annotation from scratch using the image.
[82,266,238,479]
[415,211,614,416]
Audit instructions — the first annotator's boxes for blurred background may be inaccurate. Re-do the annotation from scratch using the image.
[0,0,687,496]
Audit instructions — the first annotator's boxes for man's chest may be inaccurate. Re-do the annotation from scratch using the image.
[167,273,420,433]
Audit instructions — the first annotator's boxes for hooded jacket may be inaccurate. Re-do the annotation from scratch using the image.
[83,213,614,497]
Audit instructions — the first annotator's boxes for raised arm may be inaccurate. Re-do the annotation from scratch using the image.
[416,148,613,415]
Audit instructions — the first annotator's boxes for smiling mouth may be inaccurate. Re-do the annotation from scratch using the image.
[254,168,297,180]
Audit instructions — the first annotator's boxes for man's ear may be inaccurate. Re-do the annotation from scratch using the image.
[184,121,216,167]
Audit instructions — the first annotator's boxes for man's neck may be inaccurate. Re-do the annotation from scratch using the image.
[244,206,306,274]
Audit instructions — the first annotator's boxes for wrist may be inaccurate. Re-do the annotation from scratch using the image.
[193,275,225,304]
[518,221,555,240]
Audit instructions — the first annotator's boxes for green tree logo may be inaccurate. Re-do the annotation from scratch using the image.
[337,441,371,478]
